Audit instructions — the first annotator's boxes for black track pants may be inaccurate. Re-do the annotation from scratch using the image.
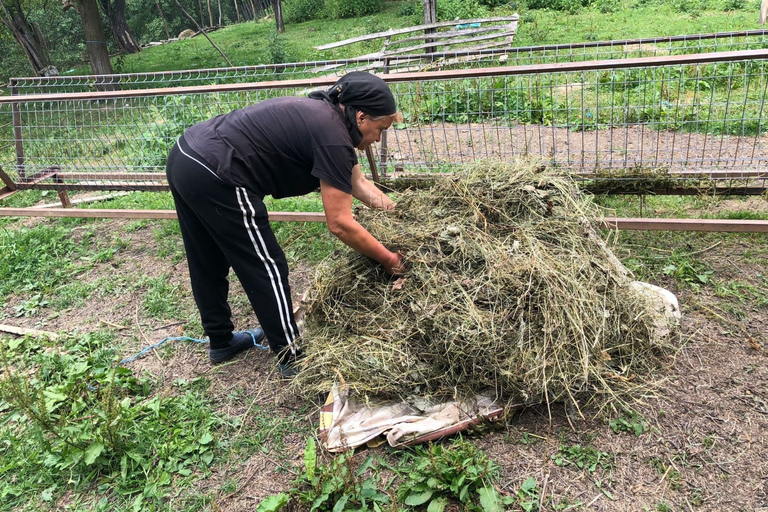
[166,137,300,363]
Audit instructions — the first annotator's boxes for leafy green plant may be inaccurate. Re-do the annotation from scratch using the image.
[325,0,384,19]
[283,0,326,23]
[553,444,614,473]
[284,439,392,512]
[609,409,647,436]
[436,0,488,21]
[0,332,226,509]
[12,294,49,317]
[397,437,513,512]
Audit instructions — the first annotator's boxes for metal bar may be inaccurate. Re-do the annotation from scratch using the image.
[0,165,17,190]
[3,49,767,104]
[9,29,768,91]
[0,208,326,222]
[1,206,766,233]
[16,183,169,191]
[0,188,18,200]
[601,217,768,232]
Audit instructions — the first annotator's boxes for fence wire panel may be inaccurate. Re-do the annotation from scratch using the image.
[7,30,768,95]
[384,58,768,188]
[1,50,767,194]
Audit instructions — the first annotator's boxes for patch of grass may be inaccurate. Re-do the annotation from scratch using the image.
[715,279,768,308]
[0,222,85,296]
[142,275,188,320]
[259,436,537,512]
[0,331,232,511]
[649,456,683,491]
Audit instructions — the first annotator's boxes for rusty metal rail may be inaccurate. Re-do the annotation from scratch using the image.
[1,49,767,198]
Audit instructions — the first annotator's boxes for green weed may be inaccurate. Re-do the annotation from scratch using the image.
[142,275,187,320]
[609,409,648,436]
[0,331,229,510]
[397,437,512,512]
[553,444,614,473]
[258,437,534,512]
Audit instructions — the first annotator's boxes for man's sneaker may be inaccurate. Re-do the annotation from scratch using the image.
[209,328,265,363]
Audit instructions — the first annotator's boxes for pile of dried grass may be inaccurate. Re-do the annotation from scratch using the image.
[293,161,678,407]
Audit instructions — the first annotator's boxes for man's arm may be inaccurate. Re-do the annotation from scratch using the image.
[320,179,403,274]
[350,164,395,211]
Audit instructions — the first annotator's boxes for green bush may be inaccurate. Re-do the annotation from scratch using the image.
[325,0,384,19]
[283,0,326,23]
[527,0,590,13]
[437,0,489,20]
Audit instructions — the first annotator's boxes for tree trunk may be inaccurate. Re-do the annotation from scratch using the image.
[98,0,141,54]
[217,0,221,25]
[232,0,240,23]
[197,0,206,27]
[0,0,56,76]
[206,0,213,27]
[75,0,115,80]
[273,0,283,32]
[154,0,171,39]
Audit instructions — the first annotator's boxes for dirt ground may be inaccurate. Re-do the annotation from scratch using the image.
[384,123,768,179]
[2,202,767,512]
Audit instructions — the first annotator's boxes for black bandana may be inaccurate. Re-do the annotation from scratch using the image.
[308,72,397,147]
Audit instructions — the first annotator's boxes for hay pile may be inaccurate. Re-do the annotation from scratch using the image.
[293,161,679,407]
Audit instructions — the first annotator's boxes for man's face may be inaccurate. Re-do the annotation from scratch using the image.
[356,112,394,150]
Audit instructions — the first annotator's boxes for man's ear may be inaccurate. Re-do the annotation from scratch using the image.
[356,110,366,124]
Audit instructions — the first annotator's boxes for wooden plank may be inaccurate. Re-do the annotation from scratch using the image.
[386,24,516,47]
[382,30,516,57]
[3,49,768,104]
[32,192,132,208]
[315,16,520,50]
[0,323,59,340]
[600,217,768,232]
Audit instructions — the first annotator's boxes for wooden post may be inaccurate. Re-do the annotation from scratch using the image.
[364,145,379,185]
[379,50,391,176]
[9,81,25,181]
[423,0,437,56]
[761,0,768,25]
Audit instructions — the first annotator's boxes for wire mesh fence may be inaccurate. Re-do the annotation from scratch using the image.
[1,49,767,196]
[6,30,768,95]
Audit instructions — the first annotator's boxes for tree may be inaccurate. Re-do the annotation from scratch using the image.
[0,0,57,76]
[62,0,114,77]
[97,0,141,53]
[273,0,282,32]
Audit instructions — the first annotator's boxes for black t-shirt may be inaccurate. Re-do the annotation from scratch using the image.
[182,96,359,198]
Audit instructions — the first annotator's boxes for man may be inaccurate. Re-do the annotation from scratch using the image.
[166,72,403,376]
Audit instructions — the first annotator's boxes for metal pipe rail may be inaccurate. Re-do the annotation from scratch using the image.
[1,207,767,234]
[1,49,767,196]
[7,29,768,94]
